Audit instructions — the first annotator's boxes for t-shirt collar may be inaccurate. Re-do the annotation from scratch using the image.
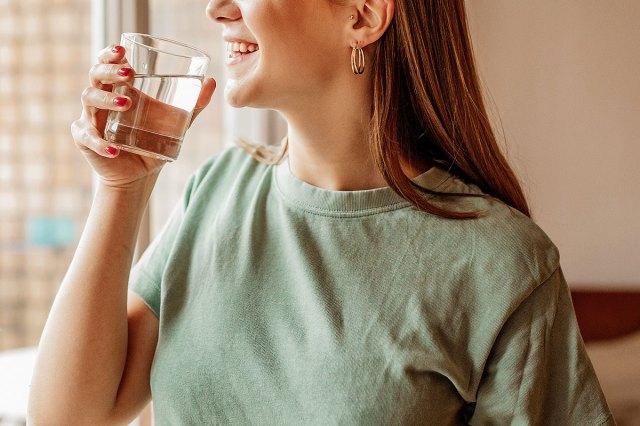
[273,155,456,217]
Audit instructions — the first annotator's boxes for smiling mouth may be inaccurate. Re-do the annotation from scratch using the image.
[225,49,260,66]
[227,42,260,59]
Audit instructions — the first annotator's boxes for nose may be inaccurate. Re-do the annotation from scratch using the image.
[206,0,241,23]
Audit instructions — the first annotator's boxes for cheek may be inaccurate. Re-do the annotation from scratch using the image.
[281,21,343,77]
[246,3,345,88]
[256,1,336,57]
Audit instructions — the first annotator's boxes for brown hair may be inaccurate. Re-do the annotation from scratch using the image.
[239,0,530,220]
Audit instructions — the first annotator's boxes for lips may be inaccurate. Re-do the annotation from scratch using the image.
[225,48,259,67]
[222,35,261,68]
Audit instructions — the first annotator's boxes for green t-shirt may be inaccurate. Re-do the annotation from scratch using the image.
[129,145,615,425]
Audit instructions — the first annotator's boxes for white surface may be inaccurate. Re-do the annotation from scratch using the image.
[0,347,36,421]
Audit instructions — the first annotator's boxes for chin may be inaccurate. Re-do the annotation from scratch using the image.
[224,79,273,110]
[223,81,249,108]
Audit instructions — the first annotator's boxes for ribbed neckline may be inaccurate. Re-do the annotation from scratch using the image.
[273,155,457,217]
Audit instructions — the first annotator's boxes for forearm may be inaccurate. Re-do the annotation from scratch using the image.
[28,175,158,424]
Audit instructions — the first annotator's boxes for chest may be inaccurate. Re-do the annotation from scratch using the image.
[150,206,477,424]
[153,272,474,424]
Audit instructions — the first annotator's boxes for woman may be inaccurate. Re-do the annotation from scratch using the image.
[28,0,615,424]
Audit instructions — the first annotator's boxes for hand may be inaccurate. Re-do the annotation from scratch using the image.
[71,44,216,190]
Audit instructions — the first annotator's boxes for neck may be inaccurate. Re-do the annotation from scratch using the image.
[280,127,435,192]
[283,132,384,192]
[267,56,378,191]
[275,64,433,191]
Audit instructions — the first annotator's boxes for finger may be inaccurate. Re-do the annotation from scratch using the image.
[98,44,130,65]
[81,86,132,114]
[190,78,216,125]
[71,120,121,158]
[89,63,135,88]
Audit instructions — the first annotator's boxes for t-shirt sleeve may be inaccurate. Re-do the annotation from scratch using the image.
[470,266,616,425]
[127,171,200,318]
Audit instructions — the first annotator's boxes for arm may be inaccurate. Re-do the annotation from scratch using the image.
[27,42,215,424]
[470,266,616,425]
[27,179,157,425]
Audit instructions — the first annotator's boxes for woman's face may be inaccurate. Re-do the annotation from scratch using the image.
[206,0,350,110]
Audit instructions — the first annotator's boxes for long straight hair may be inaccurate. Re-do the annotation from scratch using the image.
[372,0,531,219]
[239,0,530,220]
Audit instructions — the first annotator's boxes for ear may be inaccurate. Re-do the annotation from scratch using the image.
[347,0,395,49]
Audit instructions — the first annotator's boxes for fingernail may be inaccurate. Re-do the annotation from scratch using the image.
[105,146,119,156]
[113,97,128,107]
[112,45,123,53]
[117,67,132,77]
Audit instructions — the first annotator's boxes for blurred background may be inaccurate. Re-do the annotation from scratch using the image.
[0,0,638,425]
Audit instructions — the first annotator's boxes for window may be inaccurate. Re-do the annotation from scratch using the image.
[0,0,92,352]
[0,0,93,422]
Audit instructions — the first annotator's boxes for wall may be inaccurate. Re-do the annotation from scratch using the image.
[466,1,640,288]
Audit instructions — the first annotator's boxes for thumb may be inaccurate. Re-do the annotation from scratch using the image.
[190,77,216,125]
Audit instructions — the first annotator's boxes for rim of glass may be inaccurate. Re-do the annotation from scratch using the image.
[122,33,211,61]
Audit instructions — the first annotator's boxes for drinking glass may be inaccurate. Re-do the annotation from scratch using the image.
[104,33,210,161]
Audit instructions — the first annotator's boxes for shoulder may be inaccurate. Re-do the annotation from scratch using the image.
[469,202,560,298]
[414,166,560,301]
[183,144,267,205]
[408,169,564,363]
[189,144,264,188]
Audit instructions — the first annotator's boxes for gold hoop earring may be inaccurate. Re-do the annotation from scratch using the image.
[351,42,365,75]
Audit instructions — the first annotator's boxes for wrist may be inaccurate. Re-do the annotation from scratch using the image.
[96,172,160,197]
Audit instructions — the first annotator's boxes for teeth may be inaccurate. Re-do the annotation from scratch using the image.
[226,41,259,55]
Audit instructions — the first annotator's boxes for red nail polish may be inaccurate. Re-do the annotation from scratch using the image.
[112,45,123,53]
[105,146,119,156]
[113,97,128,107]
[117,67,132,77]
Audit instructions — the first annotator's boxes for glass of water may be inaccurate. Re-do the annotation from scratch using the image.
[104,33,210,161]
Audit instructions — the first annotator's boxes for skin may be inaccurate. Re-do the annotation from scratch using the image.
[208,0,432,191]
[28,0,433,423]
